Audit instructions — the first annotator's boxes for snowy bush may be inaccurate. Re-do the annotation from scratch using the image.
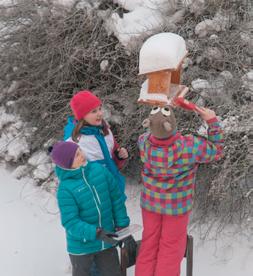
[12,165,29,179]
[0,0,252,228]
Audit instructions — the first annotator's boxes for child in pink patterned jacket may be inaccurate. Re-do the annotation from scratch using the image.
[135,105,224,276]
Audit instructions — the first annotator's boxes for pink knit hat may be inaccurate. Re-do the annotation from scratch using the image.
[70,90,102,120]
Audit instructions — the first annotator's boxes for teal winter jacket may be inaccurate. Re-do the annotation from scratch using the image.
[56,162,130,255]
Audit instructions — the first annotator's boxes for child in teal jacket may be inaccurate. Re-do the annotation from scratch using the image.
[51,141,130,276]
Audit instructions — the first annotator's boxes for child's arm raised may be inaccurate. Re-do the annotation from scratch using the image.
[57,188,97,242]
[194,106,216,122]
[187,107,224,163]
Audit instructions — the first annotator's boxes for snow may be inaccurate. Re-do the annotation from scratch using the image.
[195,19,218,38]
[5,136,30,162]
[100,59,109,71]
[139,32,187,74]
[221,116,240,133]
[0,108,32,162]
[114,0,169,11]
[7,81,19,94]
[104,6,164,50]
[113,0,144,11]
[242,70,253,91]
[28,151,51,167]
[1,167,253,276]
[0,0,15,5]
[33,163,53,180]
[0,107,16,130]
[27,151,53,180]
[53,0,76,7]
[138,79,170,104]
[0,0,253,275]
[219,71,233,81]
[195,12,231,38]
[52,0,97,8]
[191,78,211,91]
[0,168,68,276]
[12,165,29,179]
[104,0,179,50]
[187,0,206,16]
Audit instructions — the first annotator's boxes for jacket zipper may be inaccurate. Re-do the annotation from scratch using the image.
[93,186,101,205]
[81,169,104,250]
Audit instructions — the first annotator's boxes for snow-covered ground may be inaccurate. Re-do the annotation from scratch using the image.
[1,167,253,276]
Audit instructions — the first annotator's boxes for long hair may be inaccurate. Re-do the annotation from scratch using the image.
[72,119,109,142]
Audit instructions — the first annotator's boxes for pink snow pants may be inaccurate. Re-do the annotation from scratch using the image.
[135,208,190,276]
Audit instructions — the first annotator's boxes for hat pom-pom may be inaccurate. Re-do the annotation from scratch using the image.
[47,145,53,154]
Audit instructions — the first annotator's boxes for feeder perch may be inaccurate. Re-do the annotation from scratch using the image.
[138,32,189,106]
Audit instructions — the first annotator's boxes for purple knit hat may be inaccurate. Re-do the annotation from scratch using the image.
[51,141,79,169]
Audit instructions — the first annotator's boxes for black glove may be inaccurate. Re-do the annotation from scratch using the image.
[96,228,119,245]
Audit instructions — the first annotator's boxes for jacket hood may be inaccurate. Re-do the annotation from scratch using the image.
[63,116,75,141]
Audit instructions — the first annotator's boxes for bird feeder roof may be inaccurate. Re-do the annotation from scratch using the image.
[139,32,187,75]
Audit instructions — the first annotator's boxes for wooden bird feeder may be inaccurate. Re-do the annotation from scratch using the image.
[138,32,189,106]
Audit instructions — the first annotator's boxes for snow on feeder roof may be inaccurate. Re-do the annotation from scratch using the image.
[139,32,187,75]
[138,32,189,106]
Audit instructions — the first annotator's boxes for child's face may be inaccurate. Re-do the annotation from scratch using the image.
[83,105,103,126]
[71,148,86,169]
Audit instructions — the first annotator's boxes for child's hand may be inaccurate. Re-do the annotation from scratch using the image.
[96,228,118,245]
[117,147,128,159]
[194,106,216,122]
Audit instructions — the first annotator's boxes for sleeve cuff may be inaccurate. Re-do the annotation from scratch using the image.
[207,117,218,124]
